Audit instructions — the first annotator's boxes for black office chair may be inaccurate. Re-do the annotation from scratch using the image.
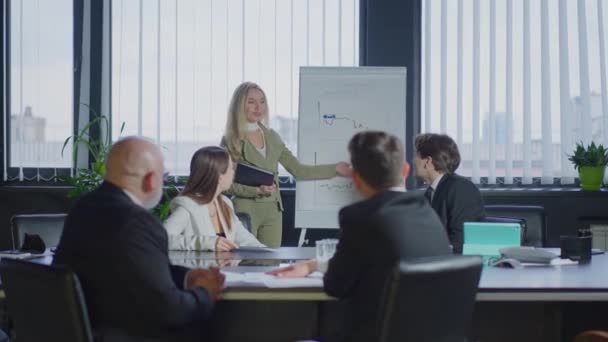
[379,255,483,342]
[236,212,252,232]
[0,259,93,342]
[484,205,547,247]
[9,213,67,249]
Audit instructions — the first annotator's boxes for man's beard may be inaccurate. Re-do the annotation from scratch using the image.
[144,187,163,210]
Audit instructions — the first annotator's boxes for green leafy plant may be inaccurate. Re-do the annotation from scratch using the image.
[568,141,608,171]
[60,104,123,199]
[153,184,181,221]
[59,104,182,220]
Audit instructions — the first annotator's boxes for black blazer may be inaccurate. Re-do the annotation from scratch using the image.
[429,173,486,254]
[323,191,452,342]
[54,182,213,342]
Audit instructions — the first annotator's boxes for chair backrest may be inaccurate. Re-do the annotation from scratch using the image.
[10,213,67,249]
[484,205,546,247]
[0,258,94,342]
[379,255,483,342]
[236,212,252,232]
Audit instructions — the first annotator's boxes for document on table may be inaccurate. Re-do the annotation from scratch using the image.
[0,250,31,259]
[222,271,324,288]
[233,246,278,253]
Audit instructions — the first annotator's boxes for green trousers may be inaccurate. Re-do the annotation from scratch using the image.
[234,200,283,248]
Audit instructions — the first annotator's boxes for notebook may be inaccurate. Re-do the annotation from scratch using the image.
[462,222,522,258]
[234,162,274,187]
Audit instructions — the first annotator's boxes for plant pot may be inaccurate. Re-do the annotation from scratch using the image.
[579,166,606,191]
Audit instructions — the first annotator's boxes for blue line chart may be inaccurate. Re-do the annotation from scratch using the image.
[321,114,368,130]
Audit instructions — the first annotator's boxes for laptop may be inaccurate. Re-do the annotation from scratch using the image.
[462,222,522,260]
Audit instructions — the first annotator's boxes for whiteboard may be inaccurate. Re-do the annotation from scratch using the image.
[295,67,407,229]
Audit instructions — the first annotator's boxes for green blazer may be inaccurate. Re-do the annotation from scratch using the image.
[225,123,337,210]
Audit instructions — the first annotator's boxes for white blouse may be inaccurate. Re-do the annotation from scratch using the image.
[163,195,265,251]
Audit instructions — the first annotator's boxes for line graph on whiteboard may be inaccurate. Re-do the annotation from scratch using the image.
[317,99,387,137]
[321,114,369,130]
[315,179,359,206]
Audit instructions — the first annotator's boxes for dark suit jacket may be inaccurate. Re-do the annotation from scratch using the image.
[429,173,486,254]
[323,191,452,342]
[54,182,213,342]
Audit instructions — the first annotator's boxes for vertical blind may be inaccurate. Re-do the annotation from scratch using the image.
[422,0,608,185]
[5,0,74,181]
[112,0,359,176]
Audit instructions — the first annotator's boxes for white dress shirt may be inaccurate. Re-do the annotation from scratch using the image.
[428,174,444,202]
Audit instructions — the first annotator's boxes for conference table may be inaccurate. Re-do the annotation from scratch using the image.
[167,247,608,342]
[17,247,608,341]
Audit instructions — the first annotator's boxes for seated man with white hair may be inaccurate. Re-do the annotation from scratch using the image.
[54,136,224,342]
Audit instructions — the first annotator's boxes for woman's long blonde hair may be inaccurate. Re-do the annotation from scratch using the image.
[224,82,270,159]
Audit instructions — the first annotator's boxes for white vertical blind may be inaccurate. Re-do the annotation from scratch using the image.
[540,0,553,185]
[599,0,608,151]
[112,0,359,175]
[488,0,496,184]
[422,0,608,184]
[578,0,592,145]
[6,0,73,180]
[505,0,513,184]
[423,0,432,132]
[456,0,463,148]
[558,0,574,184]
[137,0,143,136]
[440,0,447,133]
[472,0,480,184]
[155,0,161,144]
[522,0,532,184]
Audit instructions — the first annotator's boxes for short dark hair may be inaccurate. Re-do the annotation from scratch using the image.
[348,131,404,190]
[414,133,461,174]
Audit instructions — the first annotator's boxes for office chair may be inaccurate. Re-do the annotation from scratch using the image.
[236,212,253,232]
[0,258,94,342]
[379,255,483,342]
[10,213,67,249]
[484,205,547,247]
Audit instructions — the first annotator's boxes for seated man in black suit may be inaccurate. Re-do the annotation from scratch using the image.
[270,131,452,342]
[54,136,224,341]
[414,133,486,254]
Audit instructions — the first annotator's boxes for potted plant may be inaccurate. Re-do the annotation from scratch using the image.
[568,141,608,191]
[60,105,120,199]
[60,104,178,220]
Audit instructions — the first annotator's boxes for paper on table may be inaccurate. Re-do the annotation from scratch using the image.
[233,246,278,253]
[221,271,324,288]
[550,258,578,266]
[520,258,579,267]
[0,250,31,259]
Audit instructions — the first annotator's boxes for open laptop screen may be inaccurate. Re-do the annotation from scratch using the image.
[462,222,521,259]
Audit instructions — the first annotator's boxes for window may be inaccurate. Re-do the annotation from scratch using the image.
[422,0,608,185]
[112,0,359,175]
[5,0,74,180]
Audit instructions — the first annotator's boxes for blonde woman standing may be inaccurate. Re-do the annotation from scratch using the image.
[223,82,352,247]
